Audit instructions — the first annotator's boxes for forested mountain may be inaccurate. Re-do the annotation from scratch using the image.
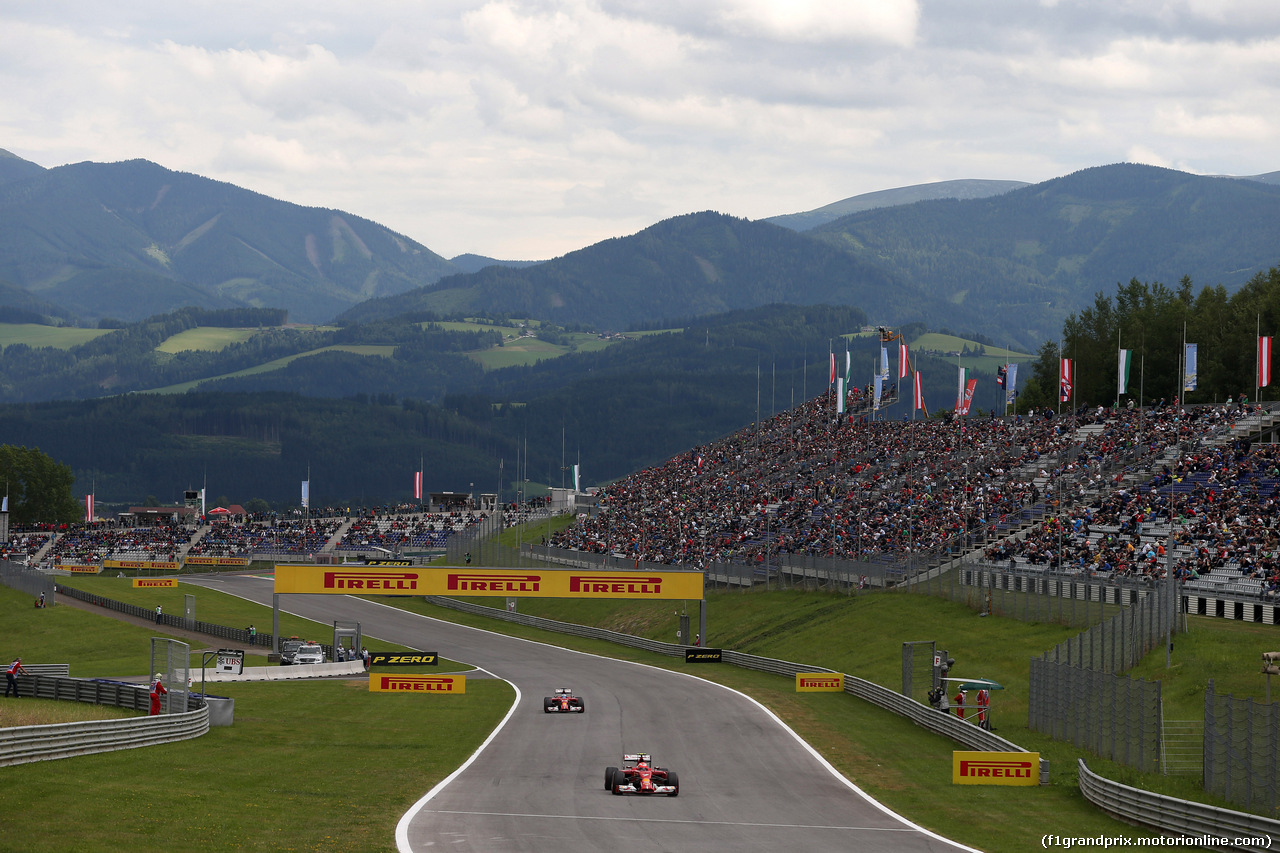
[765,178,1030,231]
[0,152,459,324]
[336,212,924,331]
[811,164,1280,349]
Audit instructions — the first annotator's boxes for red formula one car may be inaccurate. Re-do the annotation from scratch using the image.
[605,753,679,796]
[543,687,585,713]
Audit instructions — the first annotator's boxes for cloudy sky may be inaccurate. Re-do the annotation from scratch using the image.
[2,1,1278,260]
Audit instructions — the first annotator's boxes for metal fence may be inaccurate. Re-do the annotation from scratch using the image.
[1204,680,1280,815]
[0,559,56,601]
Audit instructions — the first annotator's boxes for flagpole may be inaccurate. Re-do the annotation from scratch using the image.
[1257,314,1262,407]
[1179,321,1186,410]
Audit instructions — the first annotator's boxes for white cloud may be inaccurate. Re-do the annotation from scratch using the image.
[0,1,1277,260]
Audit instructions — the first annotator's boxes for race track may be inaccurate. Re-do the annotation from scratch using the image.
[185,574,972,853]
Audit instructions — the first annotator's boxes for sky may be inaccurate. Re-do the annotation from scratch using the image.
[2,1,1279,261]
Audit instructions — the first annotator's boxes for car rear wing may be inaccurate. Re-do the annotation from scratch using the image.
[554,688,573,695]
[622,753,652,763]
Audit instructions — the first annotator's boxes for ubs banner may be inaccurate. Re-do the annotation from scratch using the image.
[274,565,705,600]
[952,751,1040,786]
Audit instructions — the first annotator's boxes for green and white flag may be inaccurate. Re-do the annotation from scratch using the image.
[1117,348,1133,395]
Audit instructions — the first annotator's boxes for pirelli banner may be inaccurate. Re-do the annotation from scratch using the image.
[274,565,705,600]
[370,674,464,694]
[952,751,1040,786]
[104,559,180,571]
[185,556,250,568]
[132,578,177,589]
[796,673,845,692]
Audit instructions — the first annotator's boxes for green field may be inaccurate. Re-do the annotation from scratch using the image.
[0,322,112,349]
[155,326,263,352]
[910,332,1033,372]
[148,344,396,393]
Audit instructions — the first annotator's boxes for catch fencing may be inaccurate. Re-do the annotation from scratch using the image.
[0,559,56,602]
[1204,680,1280,815]
[1027,579,1179,774]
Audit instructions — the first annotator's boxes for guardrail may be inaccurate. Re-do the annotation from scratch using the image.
[1078,760,1279,852]
[0,675,209,767]
[424,595,1280,841]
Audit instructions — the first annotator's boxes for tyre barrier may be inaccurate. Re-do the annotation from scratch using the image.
[0,675,209,767]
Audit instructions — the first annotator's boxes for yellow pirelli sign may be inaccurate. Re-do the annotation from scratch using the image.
[952,751,1040,786]
[369,674,465,694]
[796,673,845,692]
[104,559,180,571]
[62,564,101,574]
[274,565,704,600]
[132,578,177,588]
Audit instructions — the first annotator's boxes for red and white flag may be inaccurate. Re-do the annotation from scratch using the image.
[959,378,978,415]
[413,471,423,500]
[1260,336,1273,388]
[85,494,94,523]
[913,371,925,411]
[1059,358,1073,403]
[829,351,836,384]
[898,343,909,379]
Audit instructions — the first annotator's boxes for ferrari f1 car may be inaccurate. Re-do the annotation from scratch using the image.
[543,688,585,713]
[605,753,679,796]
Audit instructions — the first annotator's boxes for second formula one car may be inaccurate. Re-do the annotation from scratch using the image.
[543,687,585,713]
[605,753,679,796]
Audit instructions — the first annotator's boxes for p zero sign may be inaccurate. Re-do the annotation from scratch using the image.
[369,674,465,694]
[368,652,438,667]
[952,751,1040,786]
[274,566,704,600]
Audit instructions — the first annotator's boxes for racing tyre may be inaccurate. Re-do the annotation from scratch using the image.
[543,698,554,713]
[666,771,679,797]
[605,766,618,790]
[575,699,585,713]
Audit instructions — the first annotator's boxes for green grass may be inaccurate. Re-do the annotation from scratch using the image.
[146,344,395,393]
[0,322,112,349]
[13,567,1267,851]
[155,327,263,353]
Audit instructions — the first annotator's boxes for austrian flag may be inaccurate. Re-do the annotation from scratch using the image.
[1060,358,1073,403]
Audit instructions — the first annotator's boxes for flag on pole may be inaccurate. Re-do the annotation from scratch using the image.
[1004,364,1018,404]
[86,494,94,523]
[1183,344,1198,392]
[301,480,310,509]
[844,350,854,394]
[1059,358,1073,402]
[573,464,580,492]
[913,371,925,411]
[200,487,206,518]
[1118,349,1133,395]
[413,471,423,501]
[829,351,836,384]
[873,375,882,411]
[1,496,7,513]
[959,379,978,415]
[836,378,845,414]
[880,346,889,378]
[1260,336,1273,387]
[956,365,968,411]
[996,365,1007,388]
[898,343,909,379]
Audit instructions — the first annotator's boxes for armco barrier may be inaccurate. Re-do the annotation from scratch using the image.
[0,675,209,767]
[425,595,1280,841]
[1079,760,1280,852]
[197,660,366,683]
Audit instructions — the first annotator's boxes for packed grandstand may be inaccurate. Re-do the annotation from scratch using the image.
[4,389,1279,605]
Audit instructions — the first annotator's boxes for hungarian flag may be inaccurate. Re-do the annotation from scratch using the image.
[85,494,94,523]
[1060,358,1073,403]
[1118,349,1133,395]
[898,343,909,379]
[413,471,423,500]
[913,371,925,411]
[1260,336,1273,388]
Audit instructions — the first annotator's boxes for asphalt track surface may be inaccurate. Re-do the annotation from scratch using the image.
[186,574,974,853]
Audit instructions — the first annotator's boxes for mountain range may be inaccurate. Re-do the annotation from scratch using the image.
[2,149,1278,350]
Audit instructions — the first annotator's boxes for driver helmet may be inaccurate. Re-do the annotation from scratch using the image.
[635,760,649,770]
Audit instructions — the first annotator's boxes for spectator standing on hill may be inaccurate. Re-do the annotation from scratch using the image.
[155,605,162,623]
[6,657,29,697]
[953,689,966,720]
